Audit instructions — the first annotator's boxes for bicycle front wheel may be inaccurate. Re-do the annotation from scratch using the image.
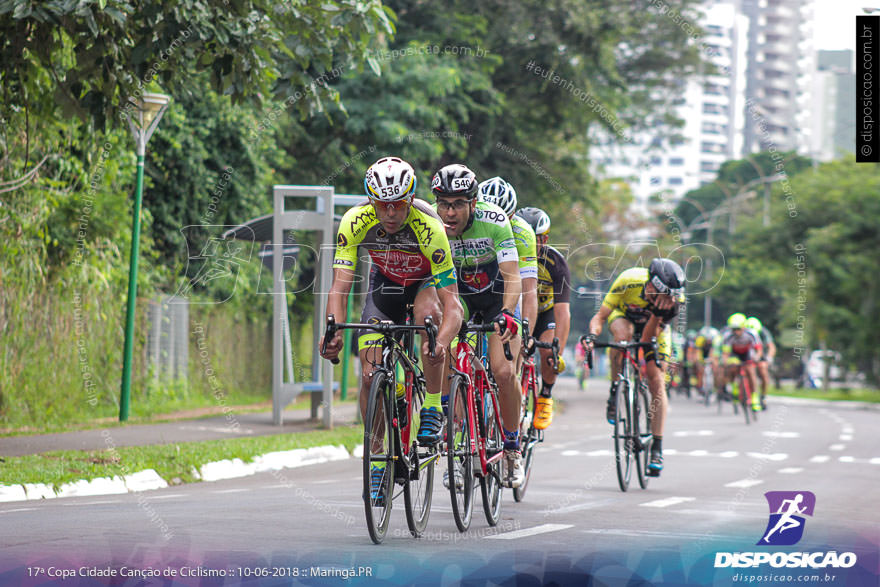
[363,371,395,544]
[739,373,751,425]
[514,368,538,503]
[635,380,652,490]
[614,379,633,492]
[479,380,503,526]
[446,374,475,532]
[404,379,437,537]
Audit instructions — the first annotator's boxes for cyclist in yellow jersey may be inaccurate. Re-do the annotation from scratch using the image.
[319,156,464,503]
[584,258,686,477]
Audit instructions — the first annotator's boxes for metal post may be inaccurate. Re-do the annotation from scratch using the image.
[120,153,145,421]
[340,292,354,401]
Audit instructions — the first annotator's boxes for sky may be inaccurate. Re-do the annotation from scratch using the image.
[813,0,873,52]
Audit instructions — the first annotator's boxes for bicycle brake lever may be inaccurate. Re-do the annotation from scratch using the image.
[322,315,340,365]
[503,343,513,361]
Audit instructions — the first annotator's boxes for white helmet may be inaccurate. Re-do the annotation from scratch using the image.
[478,176,517,216]
[364,156,417,201]
[515,206,551,235]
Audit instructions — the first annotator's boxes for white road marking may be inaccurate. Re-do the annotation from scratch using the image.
[561,450,580,457]
[724,479,763,488]
[485,523,573,540]
[150,494,186,499]
[673,430,715,437]
[842,427,854,434]
[778,467,803,474]
[839,434,853,441]
[829,444,846,451]
[639,497,696,508]
[762,431,800,438]
[585,449,612,457]
[544,499,618,515]
[839,456,855,463]
[0,507,36,514]
[810,455,830,463]
[746,452,788,461]
[719,451,739,458]
[689,450,709,457]
[74,500,120,506]
[870,458,880,465]
[212,488,249,494]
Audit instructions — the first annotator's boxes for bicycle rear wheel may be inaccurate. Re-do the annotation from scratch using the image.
[614,379,633,492]
[363,371,395,544]
[635,380,652,490]
[479,379,503,526]
[513,368,538,503]
[404,380,437,537]
[446,374,474,532]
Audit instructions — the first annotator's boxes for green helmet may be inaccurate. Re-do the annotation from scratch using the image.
[746,317,763,332]
[727,313,747,329]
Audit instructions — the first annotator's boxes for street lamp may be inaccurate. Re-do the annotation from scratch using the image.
[120,92,170,422]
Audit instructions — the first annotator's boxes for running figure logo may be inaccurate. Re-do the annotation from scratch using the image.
[758,491,816,546]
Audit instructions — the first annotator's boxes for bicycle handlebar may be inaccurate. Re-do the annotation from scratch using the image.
[321,314,438,365]
[579,334,661,369]
[460,317,513,361]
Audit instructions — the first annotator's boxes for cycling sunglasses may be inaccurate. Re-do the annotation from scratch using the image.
[369,197,411,213]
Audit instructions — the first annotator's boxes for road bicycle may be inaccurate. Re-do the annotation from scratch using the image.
[513,318,558,503]
[445,314,513,531]
[322,310,440,544]
[582,335,659,492]
[731,358,760,425]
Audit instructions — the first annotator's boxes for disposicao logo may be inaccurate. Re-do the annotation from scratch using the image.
[759,490,815,546]
[714,491,858,570]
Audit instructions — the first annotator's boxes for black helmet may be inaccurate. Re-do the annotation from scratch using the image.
[648,258,685,294]
[514,207,551,235]
[431,164,478,199]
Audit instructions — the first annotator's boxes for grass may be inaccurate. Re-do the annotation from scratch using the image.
[0,425,363,489]
[768,385,880,403]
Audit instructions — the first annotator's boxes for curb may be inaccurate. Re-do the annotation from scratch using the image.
[0,444,361,504]
[768,395,880,411]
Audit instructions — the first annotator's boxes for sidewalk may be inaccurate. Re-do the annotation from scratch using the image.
[0,403,360,457]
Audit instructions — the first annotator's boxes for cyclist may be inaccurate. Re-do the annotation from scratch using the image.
[747,316,776,410]
[478,177,539,351]
[431,164,525,488]
[319,156,464,503]
[514,207,571,431]
[695,326,719,395]
[584,258,686,477]
[719,313,763,411]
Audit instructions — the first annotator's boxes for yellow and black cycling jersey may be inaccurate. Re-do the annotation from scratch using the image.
[333,198,456,288]
[602,267,685,327]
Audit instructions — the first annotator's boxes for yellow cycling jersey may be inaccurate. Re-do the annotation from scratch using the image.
[602,267,685,327]
[333,198,456,288]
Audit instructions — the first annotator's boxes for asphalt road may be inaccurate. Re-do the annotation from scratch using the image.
[2,379,878,585]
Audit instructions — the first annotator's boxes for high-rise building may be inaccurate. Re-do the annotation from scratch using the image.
[740,0,816,155]
[590,0,748,207]
[811,50,855,161]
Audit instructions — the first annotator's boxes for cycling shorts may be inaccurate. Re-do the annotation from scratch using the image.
[608,314,671,363]
[358,266,435,350]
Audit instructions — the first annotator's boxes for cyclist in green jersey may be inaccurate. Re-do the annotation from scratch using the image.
[478,176,539,372]
[431,164,525,488]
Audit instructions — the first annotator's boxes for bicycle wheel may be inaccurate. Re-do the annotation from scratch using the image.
[446,374,475,532]
[363,371,395,544]
[614,379,633,492]
[479,379,503,526]
[404,379,437,537]
[635,380,652,490]
[739,373,751,425]
[513,368,538,503]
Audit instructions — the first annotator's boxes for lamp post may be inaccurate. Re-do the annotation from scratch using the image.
[120,92,170,422]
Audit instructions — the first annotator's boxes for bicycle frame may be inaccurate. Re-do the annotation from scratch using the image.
[452,327,505,479]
